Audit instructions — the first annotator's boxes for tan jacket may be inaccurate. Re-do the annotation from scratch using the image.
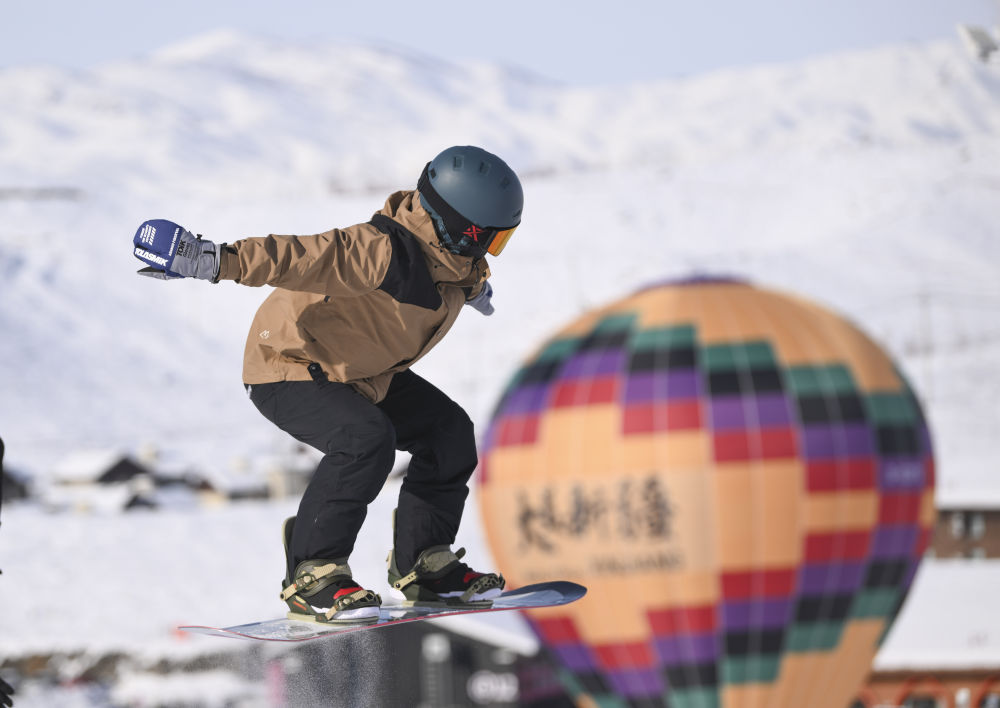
[217,190,489,402]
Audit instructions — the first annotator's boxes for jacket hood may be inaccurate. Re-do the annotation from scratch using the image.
[378,190,489,289]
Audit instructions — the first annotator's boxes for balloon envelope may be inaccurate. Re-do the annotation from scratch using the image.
[478,279,934,708]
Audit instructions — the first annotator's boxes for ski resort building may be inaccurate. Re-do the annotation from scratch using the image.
[43,449,156,513]
[853,499,1000,708]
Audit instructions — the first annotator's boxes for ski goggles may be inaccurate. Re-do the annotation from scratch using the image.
[444,223,517,258]
[486,226,517,256]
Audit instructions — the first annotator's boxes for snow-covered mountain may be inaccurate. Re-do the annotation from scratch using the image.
[1,30,998,499]
[4,30,999,198]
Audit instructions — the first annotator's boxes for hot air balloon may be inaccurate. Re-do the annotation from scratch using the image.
[478,278,934,708]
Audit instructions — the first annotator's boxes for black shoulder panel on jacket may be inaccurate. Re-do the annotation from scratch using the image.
[370,214,443,311]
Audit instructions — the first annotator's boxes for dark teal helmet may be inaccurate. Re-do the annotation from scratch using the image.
[417,146,523,258]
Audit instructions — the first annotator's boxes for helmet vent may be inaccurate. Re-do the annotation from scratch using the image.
[500,176,511,189]
[452,156,464,170]
[478,161,491,176]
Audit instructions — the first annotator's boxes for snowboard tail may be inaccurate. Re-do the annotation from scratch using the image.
[179,580,585,642]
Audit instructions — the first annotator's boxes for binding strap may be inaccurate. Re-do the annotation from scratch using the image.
[279,560,353,602]
[459,573,505,604]
[392,546,467,591]
[326,588,381,620]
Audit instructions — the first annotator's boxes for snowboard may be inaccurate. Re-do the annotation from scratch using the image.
[179,580,585,643]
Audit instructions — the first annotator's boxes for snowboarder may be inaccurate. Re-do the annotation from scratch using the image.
[132,146,523,623]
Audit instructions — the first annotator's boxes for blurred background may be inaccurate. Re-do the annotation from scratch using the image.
[1,1,999,706]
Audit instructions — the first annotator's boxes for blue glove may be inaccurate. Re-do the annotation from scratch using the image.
[133,219,220,281]
[466,281,494,316]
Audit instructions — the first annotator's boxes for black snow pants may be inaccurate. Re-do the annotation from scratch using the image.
[248,370,478,577]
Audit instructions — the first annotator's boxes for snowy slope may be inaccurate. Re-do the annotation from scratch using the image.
[1,31,998,492]
[1,31,999,672]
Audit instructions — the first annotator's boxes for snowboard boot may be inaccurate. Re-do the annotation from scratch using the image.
[279,516,381,624]
[387,545,505,607]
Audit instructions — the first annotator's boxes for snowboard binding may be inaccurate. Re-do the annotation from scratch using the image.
[387,544,505,608]
[280,517,381,624]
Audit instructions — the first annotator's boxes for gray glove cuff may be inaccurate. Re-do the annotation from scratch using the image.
[466,281,494,316]
[174,232,220,281]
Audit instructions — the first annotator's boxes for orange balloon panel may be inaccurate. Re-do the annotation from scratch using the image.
[478,279,934,708]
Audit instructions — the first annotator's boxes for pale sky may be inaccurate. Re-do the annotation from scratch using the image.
[3,0,999,83]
